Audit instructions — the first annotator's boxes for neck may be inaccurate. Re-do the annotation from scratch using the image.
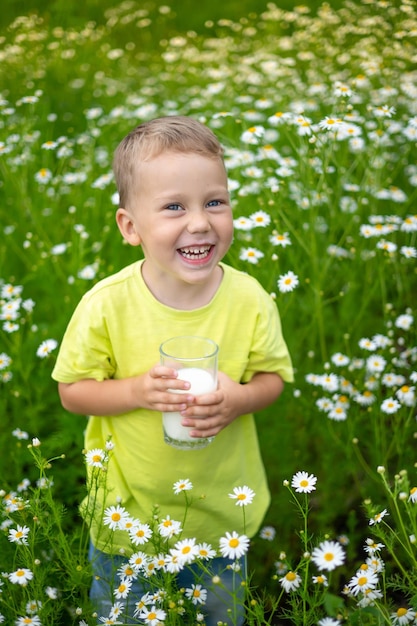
[140,262,223,310]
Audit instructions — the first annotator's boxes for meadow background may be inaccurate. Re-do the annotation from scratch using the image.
[0,0,416,624]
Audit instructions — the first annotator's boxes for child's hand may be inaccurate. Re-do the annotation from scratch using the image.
[135,365,194,413]
[178,370,284,439]
[178,371,242,438]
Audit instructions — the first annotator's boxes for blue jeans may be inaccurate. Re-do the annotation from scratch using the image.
[89,543,246,625]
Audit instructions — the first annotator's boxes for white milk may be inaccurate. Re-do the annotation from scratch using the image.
[163,367,216,443]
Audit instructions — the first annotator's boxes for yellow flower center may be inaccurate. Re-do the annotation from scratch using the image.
[111,512,121,522]
[324,553,334,562]
[286,571,297,581]
[229,538,239,548]
[397,608,408,617]
[358,576,367,586]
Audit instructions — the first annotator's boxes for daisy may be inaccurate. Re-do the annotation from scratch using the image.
[400,246,417,258]
[15,617,42,626]
[133,593,153,617]
[259,526,276,541]
[109,602,125,620]
[369,509,389,525]
[196,542,216,560]
[137,606,166,626]
[171,537,199,564]
[9,568,33,585]
[164,553,184,573]
[269,232,291,247]
[318,116,343,131]
[277,270,299,293]
[154,553,168,570]
[8,525,30,545]
[280,571,302,592]
[250,210,271,227]
[312,574,328,586]
[390,607,415,625]
[129,523,152,545]
[0,352,11,370]
[347,569,379,595]
[45,586,59,599]
[219,531,250,559]
[233,216,253,231]
[113,578,132,599]
[366,556,384,573]
[330,352,350,367]
[158,515,182,538]
[239,247,264,264]
[408,487,417,503]
[364,538,385,554]
[358,337,377,351]
[35,168,53,184]
[395,314,413,330]
[291,471,317,493]
[85,448,107,468]
[117,563,136,580]
[103,505,130,531]
[311,540,345,571]
[327,406,347,421]
[318,618,341,626]
[173,478,193,494]
[366,355,386,373]
[381,398,401,414]
[25,600,42,614]
[143,559,158,578]
[396,385,415,407]
[185,584,208,605]
[319,374,339,392]
[240,126,265,144]
[228,485,255,506]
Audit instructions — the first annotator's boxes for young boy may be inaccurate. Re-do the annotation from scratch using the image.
[52,116,293,625]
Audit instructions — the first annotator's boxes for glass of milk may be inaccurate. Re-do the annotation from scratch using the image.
[159,336,218,450]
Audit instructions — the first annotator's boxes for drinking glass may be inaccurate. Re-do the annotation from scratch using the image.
[159,336,218,450]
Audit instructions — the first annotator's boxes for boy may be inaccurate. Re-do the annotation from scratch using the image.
[52,116,293,625]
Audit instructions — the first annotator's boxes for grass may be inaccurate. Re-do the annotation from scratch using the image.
[0,0,416,624]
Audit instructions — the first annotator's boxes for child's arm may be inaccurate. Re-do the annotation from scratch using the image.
[57,365,194,416]
[180,371,284,438]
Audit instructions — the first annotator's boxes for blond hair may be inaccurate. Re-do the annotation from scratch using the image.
[113,116,224,208]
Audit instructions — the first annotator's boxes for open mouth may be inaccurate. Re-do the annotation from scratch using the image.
[178,245,213,260]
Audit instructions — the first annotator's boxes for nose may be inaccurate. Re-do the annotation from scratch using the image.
[186,209,211,233]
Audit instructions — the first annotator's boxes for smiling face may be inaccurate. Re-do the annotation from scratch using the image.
[116,151,234,306]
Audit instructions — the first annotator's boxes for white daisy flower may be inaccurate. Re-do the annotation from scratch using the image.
[311,540,345,571]
[9,568,34,585]
[173,478,193,494]
[185,584,208,605]
[280,571,302,592]
[291,471,317,493]
[228,485,255,506]
[369,509,389,525]
[277,270,299,293]
[219,531,250,559]
[348,569,379,595]
[239,247,264,264]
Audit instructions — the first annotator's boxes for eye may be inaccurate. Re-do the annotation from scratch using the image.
[206,199,222,208]
[166,203,183,212]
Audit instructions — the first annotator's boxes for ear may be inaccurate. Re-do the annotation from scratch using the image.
[116,208,142,246]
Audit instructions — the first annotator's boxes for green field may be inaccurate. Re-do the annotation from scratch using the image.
[1,1,416,624]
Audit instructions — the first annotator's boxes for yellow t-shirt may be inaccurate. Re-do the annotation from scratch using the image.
[52,260,293,554]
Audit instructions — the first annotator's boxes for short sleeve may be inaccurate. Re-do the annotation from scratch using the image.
[242,289,294,383]
[52,293,116,383]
